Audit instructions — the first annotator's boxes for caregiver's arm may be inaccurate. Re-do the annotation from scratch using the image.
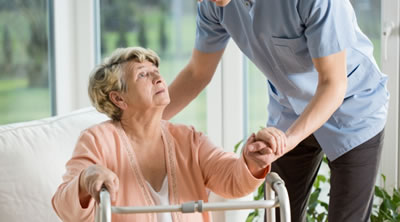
[163,48,224,120]
[279,50,347,153]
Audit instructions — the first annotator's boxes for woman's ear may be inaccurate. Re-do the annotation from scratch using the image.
[109,91,128,110]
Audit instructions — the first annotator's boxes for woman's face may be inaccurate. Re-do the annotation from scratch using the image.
[120,60,170,111]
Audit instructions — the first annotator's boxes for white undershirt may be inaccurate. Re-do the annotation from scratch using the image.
[145,176,173,222]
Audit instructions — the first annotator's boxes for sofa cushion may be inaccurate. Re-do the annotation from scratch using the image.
[0,107,108,222]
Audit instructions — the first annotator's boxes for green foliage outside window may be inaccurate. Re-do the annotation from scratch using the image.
[0,0,50,124]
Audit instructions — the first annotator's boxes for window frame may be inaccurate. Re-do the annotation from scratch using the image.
[53,0,97,115]
[380,0,400,189]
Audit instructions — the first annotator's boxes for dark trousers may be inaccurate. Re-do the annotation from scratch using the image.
[266,130,384,222]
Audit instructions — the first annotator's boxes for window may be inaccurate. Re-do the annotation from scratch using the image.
[245,59,268,136]
[0,0,53,124]
[99,0,206,132]
[350,0,381,65]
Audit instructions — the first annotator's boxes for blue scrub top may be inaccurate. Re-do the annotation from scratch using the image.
[195,0,389,160]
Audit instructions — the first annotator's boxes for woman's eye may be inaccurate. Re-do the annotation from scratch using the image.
[138,72,147,78]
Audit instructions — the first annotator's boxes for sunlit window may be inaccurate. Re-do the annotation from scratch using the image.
[245,60,268,136]
[99,0,206,132]
[0,0,52,124]
[350,0,381,65]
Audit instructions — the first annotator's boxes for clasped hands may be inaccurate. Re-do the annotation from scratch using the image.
[243,127,287,178]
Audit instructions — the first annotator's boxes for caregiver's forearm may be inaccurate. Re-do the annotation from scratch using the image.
[285,50,347,152]
[285,79,346,150]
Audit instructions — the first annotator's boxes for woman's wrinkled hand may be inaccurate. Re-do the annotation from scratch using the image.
[79,164,119,204]
[243,134,276,178]
[255,127,287,156]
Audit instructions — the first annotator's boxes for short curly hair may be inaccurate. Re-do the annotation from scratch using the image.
[88,47,160,121]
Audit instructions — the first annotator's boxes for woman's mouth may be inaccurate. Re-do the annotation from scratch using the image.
[156,89,165,95]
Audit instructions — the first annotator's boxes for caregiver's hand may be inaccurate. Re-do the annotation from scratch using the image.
[243,134,276,178]
[79,164,119,206]
[255,127,287,156]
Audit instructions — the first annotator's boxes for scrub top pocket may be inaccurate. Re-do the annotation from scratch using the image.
[271,36,314,74]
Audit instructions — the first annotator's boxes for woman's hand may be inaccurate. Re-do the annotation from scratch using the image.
[79,164,119,206]
[243,134,276,178]
[255,127,287,156]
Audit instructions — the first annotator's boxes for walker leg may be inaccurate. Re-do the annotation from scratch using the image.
[96,187,112,222]
[265,182,276,222]
[266,172,291,222]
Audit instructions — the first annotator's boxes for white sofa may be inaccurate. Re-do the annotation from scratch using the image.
[0,107,108,222]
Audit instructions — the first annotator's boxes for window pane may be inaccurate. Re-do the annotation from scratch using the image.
[99,0,206,132]
[246,59,268,136]
[0,0,51,124]
[350,0,381,66]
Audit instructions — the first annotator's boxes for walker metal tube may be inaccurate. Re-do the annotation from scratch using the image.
[95,172,290,222]
[266,172,291,222]
[96,187,112,222]
[265,180,276,221]
[110,199,278,214]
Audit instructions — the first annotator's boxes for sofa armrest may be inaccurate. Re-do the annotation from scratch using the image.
[0,107,109,221]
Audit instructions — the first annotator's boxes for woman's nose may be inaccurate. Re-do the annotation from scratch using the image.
[152,72,162,84]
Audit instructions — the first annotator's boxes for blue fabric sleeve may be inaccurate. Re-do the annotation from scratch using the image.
[299,0,357,58]
[195,2,230,53]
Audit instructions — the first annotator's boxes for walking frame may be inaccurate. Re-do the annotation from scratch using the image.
[95,172,291,222]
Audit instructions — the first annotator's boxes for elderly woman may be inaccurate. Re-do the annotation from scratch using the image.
[52,47,278,222]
